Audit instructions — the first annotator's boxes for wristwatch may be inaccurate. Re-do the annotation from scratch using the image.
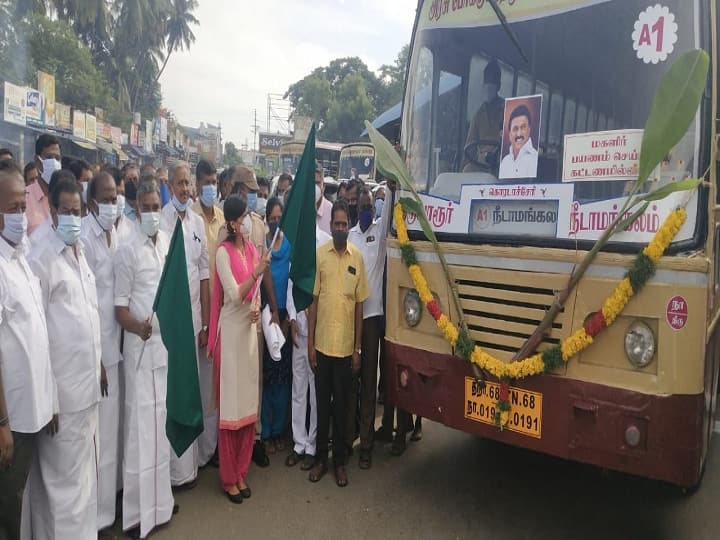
[201,325,209,333]
[354,348,362,355]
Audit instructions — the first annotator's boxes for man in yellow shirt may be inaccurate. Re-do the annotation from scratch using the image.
[307,199,369,488]
[191,159,224,468]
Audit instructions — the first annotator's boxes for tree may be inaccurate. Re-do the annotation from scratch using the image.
[224,141,242,167]
[285,46,409,143]
[155,0,198,83]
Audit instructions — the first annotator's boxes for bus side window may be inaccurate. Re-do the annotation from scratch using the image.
[548,92,564,149]
[563,98,577,136]
[536,81,551,148]
[517,71,533,97]
[576,103,588,133]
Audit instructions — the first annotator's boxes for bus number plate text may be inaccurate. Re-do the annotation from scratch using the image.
[464,378,543,439]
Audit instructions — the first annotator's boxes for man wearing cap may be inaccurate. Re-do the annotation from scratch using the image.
[315,161,332,236]
[230,166,280,464]
[462,59,505,173]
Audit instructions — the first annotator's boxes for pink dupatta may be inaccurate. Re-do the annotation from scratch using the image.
[208,239,259,407]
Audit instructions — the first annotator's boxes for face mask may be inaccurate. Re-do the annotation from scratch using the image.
[124,202,137,221]
[200,185,217,207]
[255,197,267,217]
[375,198,384,219]
[332,229,348,248]
[140,212,161,237]
[240,215,252,237]
[40,158,61,185]
[81,182,89,204]
[359,208,374,230]
[116,194,126,218]
[172,194,188,212]
[268,222,279,237]
[247,192,258,213]
[96,203,118,231]
[1,213,27,245]
[315,185,322,204]
[56,214,81,245]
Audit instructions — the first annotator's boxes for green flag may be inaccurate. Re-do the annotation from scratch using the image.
[279,123,318,312]
[153,218,203,456]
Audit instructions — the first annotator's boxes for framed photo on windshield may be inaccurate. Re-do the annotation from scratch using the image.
[499,95,543,180]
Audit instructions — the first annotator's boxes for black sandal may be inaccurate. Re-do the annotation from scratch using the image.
[334,464,348,487]
[308,462,328,483]
[285,450,303,467]
[358,449,372,469]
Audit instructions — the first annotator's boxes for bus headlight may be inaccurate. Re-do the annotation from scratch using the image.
[624,320,656,368]
[403,289,422,327]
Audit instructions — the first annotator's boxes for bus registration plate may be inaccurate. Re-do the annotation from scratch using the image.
[464,377,542,438]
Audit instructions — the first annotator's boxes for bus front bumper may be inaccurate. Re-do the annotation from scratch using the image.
[385,340,706,488]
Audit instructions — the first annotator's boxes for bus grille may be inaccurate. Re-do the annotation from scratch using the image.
[452,266,570,361]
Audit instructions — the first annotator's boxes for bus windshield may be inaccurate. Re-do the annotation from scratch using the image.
[339,144,376,180]
[279,142,304,175]
[402,0,706,249]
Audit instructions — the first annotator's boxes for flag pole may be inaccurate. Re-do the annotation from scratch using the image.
[135,312,155,371]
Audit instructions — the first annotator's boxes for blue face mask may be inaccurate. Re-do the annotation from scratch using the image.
[200,184,217,207]
[56,214,81,245]
[268,222,279,237]
[375,198,384,219]
[124,203,137,221]
[172,194,189,212]
[247,192,258,213]
[359,208,374,230]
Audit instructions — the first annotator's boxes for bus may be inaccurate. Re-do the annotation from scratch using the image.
[316,141,343,178]
[339,142,376,181]
[385,0,718,488]
[279,140,343,178]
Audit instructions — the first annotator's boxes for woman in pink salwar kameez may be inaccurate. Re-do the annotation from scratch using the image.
[208,195,269,503]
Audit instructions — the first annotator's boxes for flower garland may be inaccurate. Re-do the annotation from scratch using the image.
[394,203,687,428]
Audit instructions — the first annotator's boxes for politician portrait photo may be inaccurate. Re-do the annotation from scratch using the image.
[499,95,542,180]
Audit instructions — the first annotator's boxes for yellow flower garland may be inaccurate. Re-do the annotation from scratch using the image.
[394,202,687,382]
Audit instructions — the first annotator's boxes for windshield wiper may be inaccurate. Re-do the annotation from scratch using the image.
[487,0,529,64]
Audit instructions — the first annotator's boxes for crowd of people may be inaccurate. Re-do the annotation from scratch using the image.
[0,135,421,540]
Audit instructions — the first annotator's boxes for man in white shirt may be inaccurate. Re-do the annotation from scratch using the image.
[347,185,391,469]
[27,176,102,540]
[160,161,209,488]
[114,179,176,539]
[315,161,332,236]
[81,171,123,534]
[498,105,539,180]
[285,226,331,470]
[0,163,57,540]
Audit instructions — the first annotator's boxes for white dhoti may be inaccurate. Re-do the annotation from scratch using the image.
[26,403,99,540]
[197,346,217,467]
[170,339,200,485]
[97,362,121,530]
[291,334,317,456]
[122,353,174,539]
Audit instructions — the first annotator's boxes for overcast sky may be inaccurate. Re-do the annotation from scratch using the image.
[159,0,417,149]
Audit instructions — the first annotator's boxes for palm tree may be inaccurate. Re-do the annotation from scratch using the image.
[154,0,198,83]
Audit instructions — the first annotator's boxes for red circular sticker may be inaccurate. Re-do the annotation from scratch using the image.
[666,296,688,330]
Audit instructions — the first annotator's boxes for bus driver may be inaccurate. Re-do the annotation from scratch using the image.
[462,60,505,173]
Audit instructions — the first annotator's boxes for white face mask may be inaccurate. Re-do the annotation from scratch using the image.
[140,212,161,237]
[1,213,27,245]
[81,181,89,204]
[315,184,322,204]
[240,215,252,238]
[40,158,61,185]
[96,203,118,231]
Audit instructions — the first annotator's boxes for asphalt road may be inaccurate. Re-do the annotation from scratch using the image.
[131,417,720,540]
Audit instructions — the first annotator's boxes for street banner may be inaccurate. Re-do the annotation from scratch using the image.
[145,119,153,153]
[160,117,168,142]
[130,123,138,146]
[56,103,72,132]
[25,88,44,127]
[37,71,55,127]
[111,126,122,147]
[86,113,97,142]
[73,110,86,139]
[3,82,26,126]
